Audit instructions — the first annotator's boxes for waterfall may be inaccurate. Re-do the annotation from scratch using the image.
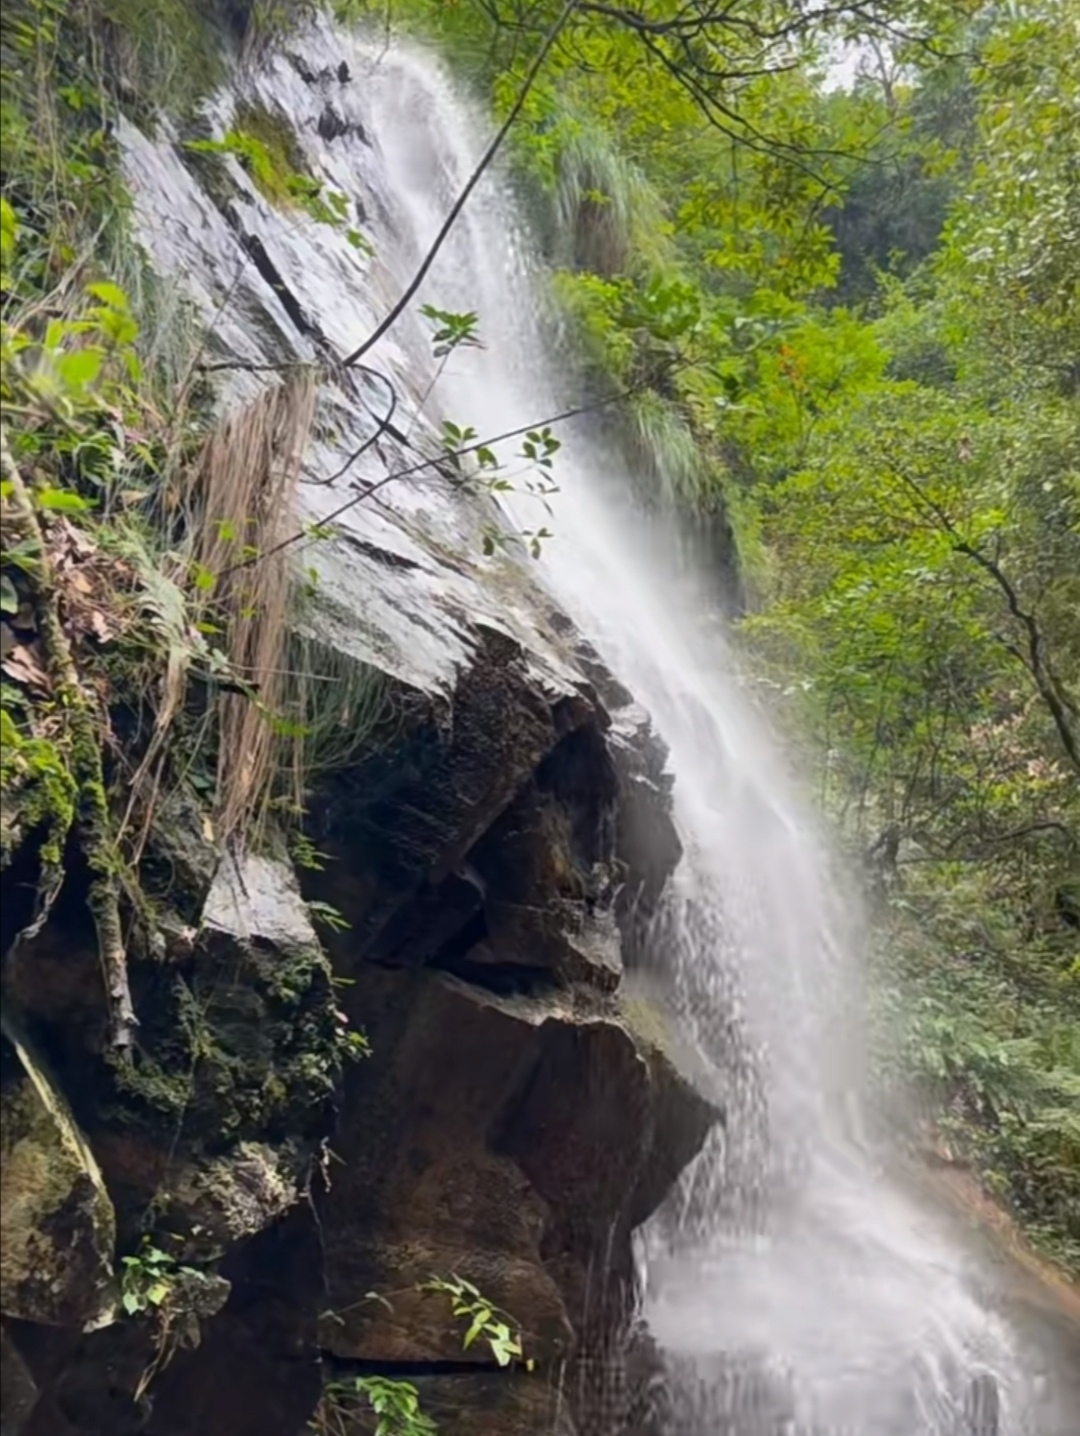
[357,44,1067,1436]
[121,16,1077,1434]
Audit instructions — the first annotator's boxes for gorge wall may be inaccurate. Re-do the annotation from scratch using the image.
[1,9,718,1435]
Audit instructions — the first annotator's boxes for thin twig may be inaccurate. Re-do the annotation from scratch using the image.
[216,372,661,578]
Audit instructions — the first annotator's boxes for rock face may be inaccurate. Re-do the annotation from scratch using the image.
[0,13,719,1436]
[0,601,715,1436]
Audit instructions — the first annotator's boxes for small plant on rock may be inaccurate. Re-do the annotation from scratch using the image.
[311,1375,437,1436]
[421,1274,528,1368]
[119,1237,227,1399]
[120,1238,203,1316]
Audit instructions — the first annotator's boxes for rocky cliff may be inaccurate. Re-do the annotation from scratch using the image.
[0,11,717,1435]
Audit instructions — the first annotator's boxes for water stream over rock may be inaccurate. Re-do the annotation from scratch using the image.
[356,40,1080,1436]
[119,17,1079,1434]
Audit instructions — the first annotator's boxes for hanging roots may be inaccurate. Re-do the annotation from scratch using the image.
[187,372,318,845]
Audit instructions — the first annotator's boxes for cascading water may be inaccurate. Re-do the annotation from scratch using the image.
[122,17,1078,1434]
[355,44,1077,1436]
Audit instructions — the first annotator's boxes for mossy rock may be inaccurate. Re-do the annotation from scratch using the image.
[0,708,76,871]
[0,1015,117,1328]
[113,852,345,1142]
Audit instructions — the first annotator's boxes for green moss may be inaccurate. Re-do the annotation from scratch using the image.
[0,707,77,868]
[93,0,229,121]
[620,994,674,1060]
[1,1021,117,1325]
[110,1051,194,1118]
[110,932,345,1141]
[231,100,311,211]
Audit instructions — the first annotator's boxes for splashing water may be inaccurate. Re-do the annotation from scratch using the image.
[122,18,1078,1434]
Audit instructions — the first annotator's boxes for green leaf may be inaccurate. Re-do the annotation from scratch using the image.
[55,347,104,390]
[463,1310,489,1348]
[0,574,18,613]
[184,137,231,156]
[0,197,17,263]
[35,487,94,513]
[85,280,129,310]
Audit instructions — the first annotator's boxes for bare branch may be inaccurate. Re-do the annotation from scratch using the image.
[341,0,579,369]
[883,457,1080,775]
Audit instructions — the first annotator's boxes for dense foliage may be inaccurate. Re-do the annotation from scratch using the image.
[377,0,1080,1270]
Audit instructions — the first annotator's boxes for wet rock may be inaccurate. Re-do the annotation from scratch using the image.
[3,847,340,1297]
[965,1373,1001,1436]
[316,969,718,1403]
[0,1019,115,1330]
[316,973,574,1367]
[308,628,600,966]
[136,783,220,927]
[128,850,340,1144]
[288,51,321,85]
[4,1209,318,1436]
[495,1012,717,1237]
[136,1208,324,1436]
[201,851,318,955]
[482,900,623,991]
[7,1320,152,1436]
[460,722,624,991]
[607,702,681,949]
[316,104,365,143]
[383,1372,574,1436]
[623,1320,672,1436]
[494,1010,717,1436]
[159,1141,306,1262]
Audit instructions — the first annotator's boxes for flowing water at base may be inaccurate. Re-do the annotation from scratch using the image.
[359,43,1079,1436]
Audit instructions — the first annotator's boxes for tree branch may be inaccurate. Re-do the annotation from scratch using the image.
[952,536,1080,773]
[216,369,669,578]
[340,0,578,369]
[1,428,138,1054]
[883,456,1080,775]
